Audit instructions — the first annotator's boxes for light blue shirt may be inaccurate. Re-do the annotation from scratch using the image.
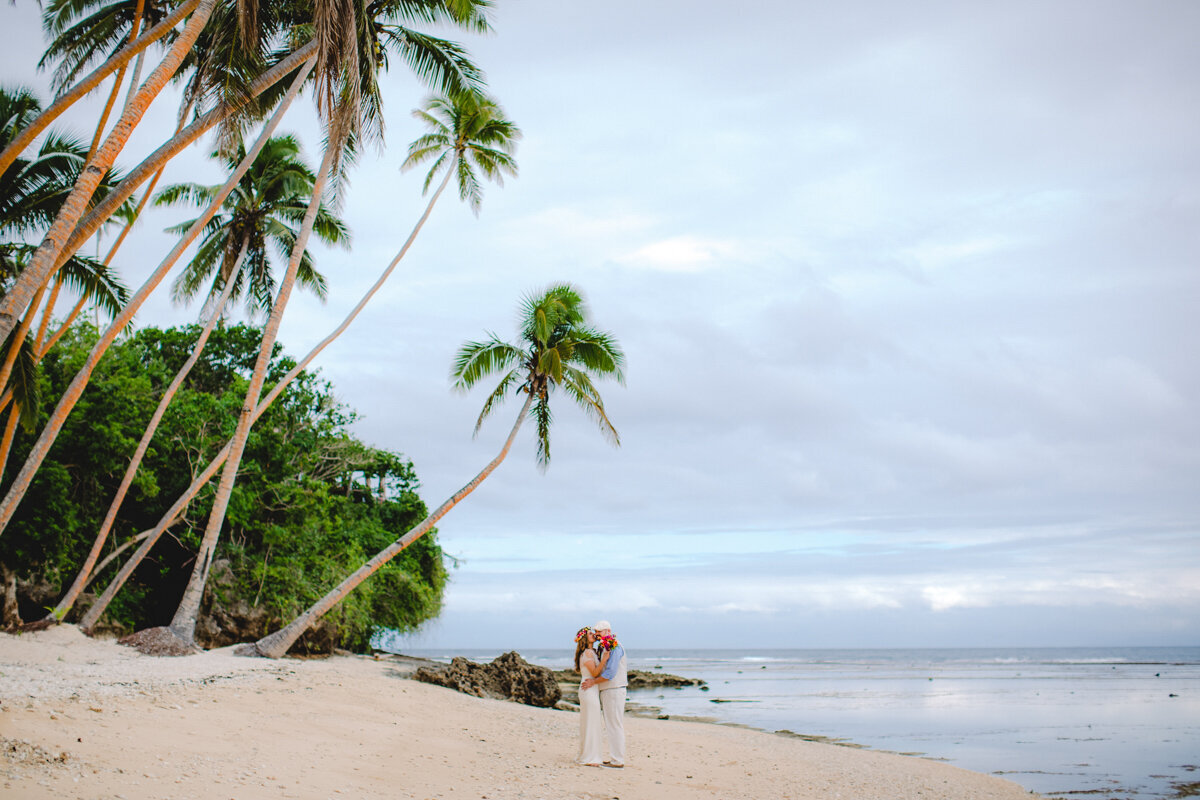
[599,644,625,681]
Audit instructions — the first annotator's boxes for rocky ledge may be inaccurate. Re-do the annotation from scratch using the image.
[413,651,561,708]
[551,668,707,691]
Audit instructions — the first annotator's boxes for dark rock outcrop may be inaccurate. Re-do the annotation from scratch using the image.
[551,667,706,690]
[414,651,562,708]
[628,669,706,690]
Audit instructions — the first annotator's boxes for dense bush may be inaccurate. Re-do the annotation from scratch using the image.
[0,323,446,652]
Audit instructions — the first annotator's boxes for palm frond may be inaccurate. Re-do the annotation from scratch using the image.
[377,26,485,97]
[1,333,41,432]
[471,368,519,435]
[55,252,130,319]
[560,366,621,447]
[532,394,552,469]
[568,326,626,383]
[450,336,521,390]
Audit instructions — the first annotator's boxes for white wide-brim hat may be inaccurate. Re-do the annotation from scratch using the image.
[594,620,611,631]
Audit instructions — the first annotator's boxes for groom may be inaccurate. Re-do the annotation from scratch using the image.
[581,620,627,768]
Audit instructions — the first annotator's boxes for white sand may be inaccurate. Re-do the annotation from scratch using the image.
[0,626,1043,800]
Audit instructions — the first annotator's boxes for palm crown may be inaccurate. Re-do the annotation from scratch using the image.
[402,91,520,215]
[153,133,348,317]
[451,284,625,467]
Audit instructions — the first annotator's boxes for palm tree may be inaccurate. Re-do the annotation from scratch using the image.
[69,0,494,265]
[404,91,520,215]
[248,283,624,658]
[23,0,493,633]
[40,0,168,163]
[39,0,176,95]
[79,90,518,632]
[164,0,497,649]
[49,132,347,622]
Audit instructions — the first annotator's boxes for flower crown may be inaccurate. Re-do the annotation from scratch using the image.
[575,626,593,644]
[597,633,619,651]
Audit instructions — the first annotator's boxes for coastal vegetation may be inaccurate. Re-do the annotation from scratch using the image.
[0,322,446,652]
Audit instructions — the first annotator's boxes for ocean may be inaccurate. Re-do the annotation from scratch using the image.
[391,645,1200,799]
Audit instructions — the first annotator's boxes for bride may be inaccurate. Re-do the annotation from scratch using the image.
[574,626,610,766]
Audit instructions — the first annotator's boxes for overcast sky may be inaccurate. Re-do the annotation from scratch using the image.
[5,1,1199,650]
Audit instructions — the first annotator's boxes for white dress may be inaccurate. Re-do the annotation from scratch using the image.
[577,653,605,765]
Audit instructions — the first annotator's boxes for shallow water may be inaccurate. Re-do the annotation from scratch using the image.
[394,645,1200,799]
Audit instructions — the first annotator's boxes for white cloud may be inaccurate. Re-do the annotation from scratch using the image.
[616,235,745,272]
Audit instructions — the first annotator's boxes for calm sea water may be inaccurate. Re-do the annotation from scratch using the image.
[391,645,1200,799]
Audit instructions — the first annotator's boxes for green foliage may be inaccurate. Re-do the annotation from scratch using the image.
[0,323,445,651]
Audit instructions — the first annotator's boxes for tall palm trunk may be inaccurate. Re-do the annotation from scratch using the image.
[85,0,148,164]
[0,283,65,416]
[0,0,218,346]
[58,42,318,283]
[33,281,61,349]
[0,61,311,541]
[50,239,251,621]
[249,391,535,658]
[168,139,340,646]
[0,286,46,396]
[98,92,197,268]
[86,527,153,590]
[0,0,200,179]
[0,406,20,481]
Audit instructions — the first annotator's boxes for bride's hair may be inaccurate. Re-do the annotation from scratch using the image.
[573,627,593,672]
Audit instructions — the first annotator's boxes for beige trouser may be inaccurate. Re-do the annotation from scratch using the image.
[599,687,627,764]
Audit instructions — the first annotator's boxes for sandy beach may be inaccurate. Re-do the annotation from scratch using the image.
[0,626,1042,800]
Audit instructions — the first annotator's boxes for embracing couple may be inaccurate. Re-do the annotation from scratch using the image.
[573,620,627,768]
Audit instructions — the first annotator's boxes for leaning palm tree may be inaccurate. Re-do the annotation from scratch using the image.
[163,0,496,650]
[247,283,624,658]
[48,133,347,622]
[41,0,169,163]
[57,0,493,283]
[78,90,518,631]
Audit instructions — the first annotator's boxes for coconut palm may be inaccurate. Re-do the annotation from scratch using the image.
[248,283,624,658]
[41,0,168,162]
[79,90,517,631]
[40,0,177,92]
[48,132,347,622]
[0,1,491,551]
[163,0,496,649]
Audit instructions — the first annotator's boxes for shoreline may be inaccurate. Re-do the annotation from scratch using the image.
[2,626,1043,799]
